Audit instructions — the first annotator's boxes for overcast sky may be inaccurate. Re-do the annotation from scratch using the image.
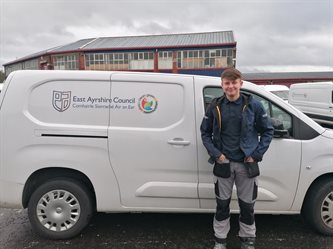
[0,0,332,72]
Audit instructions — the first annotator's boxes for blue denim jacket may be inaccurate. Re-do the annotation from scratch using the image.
[200,94,274,164]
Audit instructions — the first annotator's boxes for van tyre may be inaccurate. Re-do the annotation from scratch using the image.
[302,178,333,235]
[28,178,93,239]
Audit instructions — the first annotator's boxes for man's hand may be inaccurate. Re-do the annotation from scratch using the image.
[245,156,255,162]
[217,154,227,163]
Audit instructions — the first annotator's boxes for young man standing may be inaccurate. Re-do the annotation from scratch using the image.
[200,68,274,249]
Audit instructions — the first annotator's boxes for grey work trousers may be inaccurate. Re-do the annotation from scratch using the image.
[213,161,258,241]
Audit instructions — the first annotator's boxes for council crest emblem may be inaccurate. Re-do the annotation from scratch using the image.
[52,91,71,112]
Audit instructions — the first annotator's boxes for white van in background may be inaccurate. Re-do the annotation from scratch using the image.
[263,85,289,101]
[288,82,333,126]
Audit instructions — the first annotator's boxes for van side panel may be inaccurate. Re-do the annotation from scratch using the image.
[0,71,121,211]
[108,73,199,209]
[291,132,333,211]
[289,82,333,124]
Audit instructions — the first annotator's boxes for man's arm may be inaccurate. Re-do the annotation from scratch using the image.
[200,105,222,163]
[251,102,274,161]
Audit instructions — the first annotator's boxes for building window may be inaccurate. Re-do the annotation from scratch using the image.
[129,52,154,70]
[158,51,173,69]
[5,59,39,76]
[105,53,129,70]
[177,52,182,68]
[53,54,78,70]
[24,59,38,70]
[67,55,78,70]
[94,54,104,65]
[182,50,203,68]
[179,48,234,69]
[5,63,23,76]
[85,52,154,71]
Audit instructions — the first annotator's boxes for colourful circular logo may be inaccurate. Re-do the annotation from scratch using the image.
[138,94,158,113]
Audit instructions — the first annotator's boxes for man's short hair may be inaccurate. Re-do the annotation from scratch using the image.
[221,68,242,80]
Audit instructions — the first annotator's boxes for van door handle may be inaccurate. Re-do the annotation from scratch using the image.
[167,138,191,146]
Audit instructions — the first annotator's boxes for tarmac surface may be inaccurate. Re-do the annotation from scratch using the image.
[1,208,333,249]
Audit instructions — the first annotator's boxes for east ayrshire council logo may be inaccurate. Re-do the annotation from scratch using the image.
[138,94,158,113]
[52,91,71,112]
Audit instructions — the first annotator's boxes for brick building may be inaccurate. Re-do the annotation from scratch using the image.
[4,31,237,77]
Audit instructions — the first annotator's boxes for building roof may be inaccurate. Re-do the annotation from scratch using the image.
[52,31,235,52]
[4,31,235,66]
[52,38,96,53]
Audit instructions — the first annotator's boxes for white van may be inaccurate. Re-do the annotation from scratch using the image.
[288,82,333,125]
[0,70,332,239]
[263,84,289,101]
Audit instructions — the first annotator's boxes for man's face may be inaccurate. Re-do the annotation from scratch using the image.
[221,77,243,99]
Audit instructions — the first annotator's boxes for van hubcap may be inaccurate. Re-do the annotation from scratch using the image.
[36,190,81,232]
[321,191,333,229]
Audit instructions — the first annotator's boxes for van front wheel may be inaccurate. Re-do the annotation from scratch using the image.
[28,178,93,239]
[302,178,333,235]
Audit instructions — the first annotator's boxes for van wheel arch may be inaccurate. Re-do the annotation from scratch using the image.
[301,174,333,235]
[23,168,96,210]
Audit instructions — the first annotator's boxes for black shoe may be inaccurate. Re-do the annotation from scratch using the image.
[213,242,227,249]
[240,237,255,249]
[214,237,227,249]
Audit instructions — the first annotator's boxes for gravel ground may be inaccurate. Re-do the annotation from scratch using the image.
[1,208,333,249]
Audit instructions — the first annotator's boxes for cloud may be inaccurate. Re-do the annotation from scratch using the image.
[1,0,332,72]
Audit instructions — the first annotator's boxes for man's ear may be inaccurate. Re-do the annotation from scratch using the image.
[240,80,243,87]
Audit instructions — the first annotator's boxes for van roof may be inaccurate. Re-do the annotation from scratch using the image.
[263,85,289,91]
[290,81,333,88]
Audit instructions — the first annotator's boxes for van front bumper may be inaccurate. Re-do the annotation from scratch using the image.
[0,179,24,209]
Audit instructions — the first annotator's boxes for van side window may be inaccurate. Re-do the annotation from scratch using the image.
[203,87,223,109]
[250,93,293,137]
[203,87,293,137]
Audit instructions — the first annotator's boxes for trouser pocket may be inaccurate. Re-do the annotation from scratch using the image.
[244,162,260,178]
[213,162,231,178]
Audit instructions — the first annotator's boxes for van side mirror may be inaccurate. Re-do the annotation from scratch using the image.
[274,129,289,138]
[271,118,290,138]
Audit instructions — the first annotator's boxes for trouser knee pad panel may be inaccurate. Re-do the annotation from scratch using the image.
[215,198,231,221]
[238,199,255,225]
